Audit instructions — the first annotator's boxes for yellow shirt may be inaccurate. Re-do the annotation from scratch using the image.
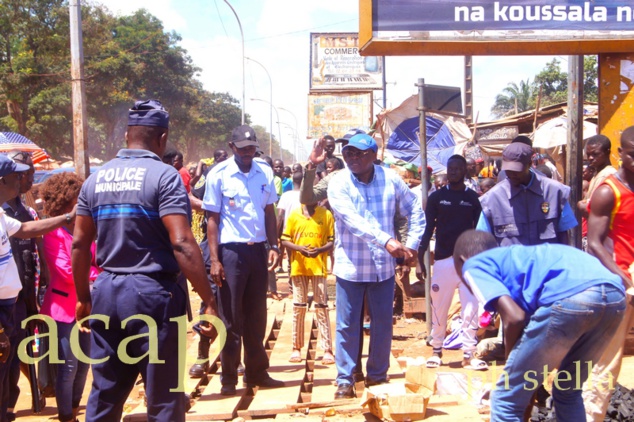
[281,206,334,277]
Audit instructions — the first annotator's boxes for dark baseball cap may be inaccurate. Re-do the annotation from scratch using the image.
[502,143,533,172]
[231,125,259,148]
[0,154,30,177]
[128,100,169,128]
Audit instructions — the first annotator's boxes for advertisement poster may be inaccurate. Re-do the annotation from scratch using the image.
[374,0,634,32]
[310,33,383,91]
[307,93,373,139]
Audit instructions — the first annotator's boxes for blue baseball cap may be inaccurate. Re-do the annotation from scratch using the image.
[342,133,378,153]
[0,154,30,177]
[128,100,169,128]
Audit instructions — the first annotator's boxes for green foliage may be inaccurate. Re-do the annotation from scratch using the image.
[491,79,535,118]
[0,1,244,162]
[490,56,598,119]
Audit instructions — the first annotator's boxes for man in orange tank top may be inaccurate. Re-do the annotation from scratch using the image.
[583,126,634,421]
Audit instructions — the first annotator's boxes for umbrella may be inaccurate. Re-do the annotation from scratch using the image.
[532,117,597,149]
[0,132,51,164]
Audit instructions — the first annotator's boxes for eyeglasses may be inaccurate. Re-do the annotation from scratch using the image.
[342,148,372,159]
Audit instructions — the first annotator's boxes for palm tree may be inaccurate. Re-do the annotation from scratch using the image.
[491,79,535,118]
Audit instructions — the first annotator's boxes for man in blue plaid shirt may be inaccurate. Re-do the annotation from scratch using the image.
[327,133,425,399]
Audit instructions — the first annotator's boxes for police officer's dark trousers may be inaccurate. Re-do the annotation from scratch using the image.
[85,272,186,422]
[217,242,269,387]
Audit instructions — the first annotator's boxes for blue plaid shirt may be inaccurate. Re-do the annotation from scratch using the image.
[327,166,426,282]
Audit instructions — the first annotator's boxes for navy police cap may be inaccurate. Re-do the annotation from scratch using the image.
[128,100,169,128]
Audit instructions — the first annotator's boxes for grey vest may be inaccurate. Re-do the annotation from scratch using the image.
[480,173,570,246]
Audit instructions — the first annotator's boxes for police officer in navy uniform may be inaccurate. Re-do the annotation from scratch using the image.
[72,100,218,421]
[202,125,284,396]
[477,141,577,246]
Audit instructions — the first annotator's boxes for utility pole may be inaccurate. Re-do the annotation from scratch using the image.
[69,0,89,178]
[464,56,473,124]
[567,55,584,249]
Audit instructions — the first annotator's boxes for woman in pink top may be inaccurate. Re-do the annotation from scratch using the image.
[39,173,99,422]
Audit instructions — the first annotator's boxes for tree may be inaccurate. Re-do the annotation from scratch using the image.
[0,3,247,163]
[179,89,244,160]
[490,56,599,118]
[491,79,535,118]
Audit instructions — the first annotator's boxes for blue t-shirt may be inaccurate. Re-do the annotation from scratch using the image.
[462,244,624,316]
[282,177,293,193]
[77,149,190,274]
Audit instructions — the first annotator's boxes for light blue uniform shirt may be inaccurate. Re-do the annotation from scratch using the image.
[462,244,624,316]
[202,158,277,244]
[327,165,425,282]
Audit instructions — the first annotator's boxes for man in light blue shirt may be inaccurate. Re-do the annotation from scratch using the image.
[327,133,425,399]
[202,125,282,396]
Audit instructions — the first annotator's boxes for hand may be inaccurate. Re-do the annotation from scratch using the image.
[297,246,312,257]
[0,330,9,364]
[268,248,280,272]
[210,262,225,287]
[404,248,417,267]
[200,305,219,341]
[416,261,427,281]
[68,204,77,223]
[305,246,320,258]
[308,138,328,167]
[385,238,410,260]
[75,301,92,333]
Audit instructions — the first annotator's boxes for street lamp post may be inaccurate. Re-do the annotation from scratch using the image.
[251,98,282,160]
[277,121,298,162]
[278,107,298,163]
[223,0,245,124]
[246,57,273,156]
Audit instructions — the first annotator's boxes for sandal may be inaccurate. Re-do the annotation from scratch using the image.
[322,352,335,365]
[289,350,302,363]
[464,357,489,371]
[426,355,442,368]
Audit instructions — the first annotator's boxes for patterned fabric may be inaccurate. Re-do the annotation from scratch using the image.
[327,166,425,282]
[291,275,331,351]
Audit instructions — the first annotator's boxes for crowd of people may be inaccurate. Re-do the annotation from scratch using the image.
[0,98,632,422]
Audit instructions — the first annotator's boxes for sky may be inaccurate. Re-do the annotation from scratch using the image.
[99,0,562,160]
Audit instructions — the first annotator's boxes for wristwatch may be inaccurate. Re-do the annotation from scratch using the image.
[270,245,280,253]
[65,213,72,224]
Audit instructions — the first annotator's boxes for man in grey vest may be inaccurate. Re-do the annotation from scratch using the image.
[476,141,577,246]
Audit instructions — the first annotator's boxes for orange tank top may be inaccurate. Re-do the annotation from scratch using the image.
[603,174,634,273]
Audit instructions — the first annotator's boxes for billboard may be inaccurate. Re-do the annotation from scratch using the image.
[307,92,373,139]
[310,33,384,91]
[359,0,634,55]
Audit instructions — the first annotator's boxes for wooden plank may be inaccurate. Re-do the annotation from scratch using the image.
[239,301,313,418]
[186,299,286,421]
